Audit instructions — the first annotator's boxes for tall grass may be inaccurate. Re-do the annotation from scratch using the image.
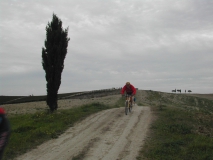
[4,100,123,160]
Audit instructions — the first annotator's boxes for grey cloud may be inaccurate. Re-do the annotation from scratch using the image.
[1,0,213,95]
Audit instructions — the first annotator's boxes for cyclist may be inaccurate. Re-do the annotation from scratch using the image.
[121,82,136,106]
[0,107,10,160]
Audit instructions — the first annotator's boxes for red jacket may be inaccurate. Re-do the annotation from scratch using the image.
[121,84,136,95]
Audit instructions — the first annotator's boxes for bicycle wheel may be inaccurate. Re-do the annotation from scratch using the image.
[125,101,129,115]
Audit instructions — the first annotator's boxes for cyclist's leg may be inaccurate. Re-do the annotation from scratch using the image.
[127,93,133,107]
[126,93,132,104]
[132,96,134,106]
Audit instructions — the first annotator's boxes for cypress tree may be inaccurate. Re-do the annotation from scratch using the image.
[42,14,70,112]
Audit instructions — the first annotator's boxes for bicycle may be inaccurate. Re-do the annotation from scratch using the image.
[125,94,133,115]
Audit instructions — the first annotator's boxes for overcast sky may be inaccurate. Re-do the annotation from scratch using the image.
[0,0,213,96]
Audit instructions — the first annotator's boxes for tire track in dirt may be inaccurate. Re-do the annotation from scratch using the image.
[15,105,152,160]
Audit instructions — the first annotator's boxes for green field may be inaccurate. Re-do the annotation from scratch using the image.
[136,90,213,160]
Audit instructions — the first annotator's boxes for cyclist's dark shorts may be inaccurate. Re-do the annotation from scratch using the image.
[126,92,133,96]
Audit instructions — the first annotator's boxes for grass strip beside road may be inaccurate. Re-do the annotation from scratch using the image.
[137,106,213,160]
[4,100,123,160]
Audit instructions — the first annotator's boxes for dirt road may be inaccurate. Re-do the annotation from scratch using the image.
[16,105,152,160]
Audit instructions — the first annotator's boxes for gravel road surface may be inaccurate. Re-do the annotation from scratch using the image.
[15,105,152,160]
